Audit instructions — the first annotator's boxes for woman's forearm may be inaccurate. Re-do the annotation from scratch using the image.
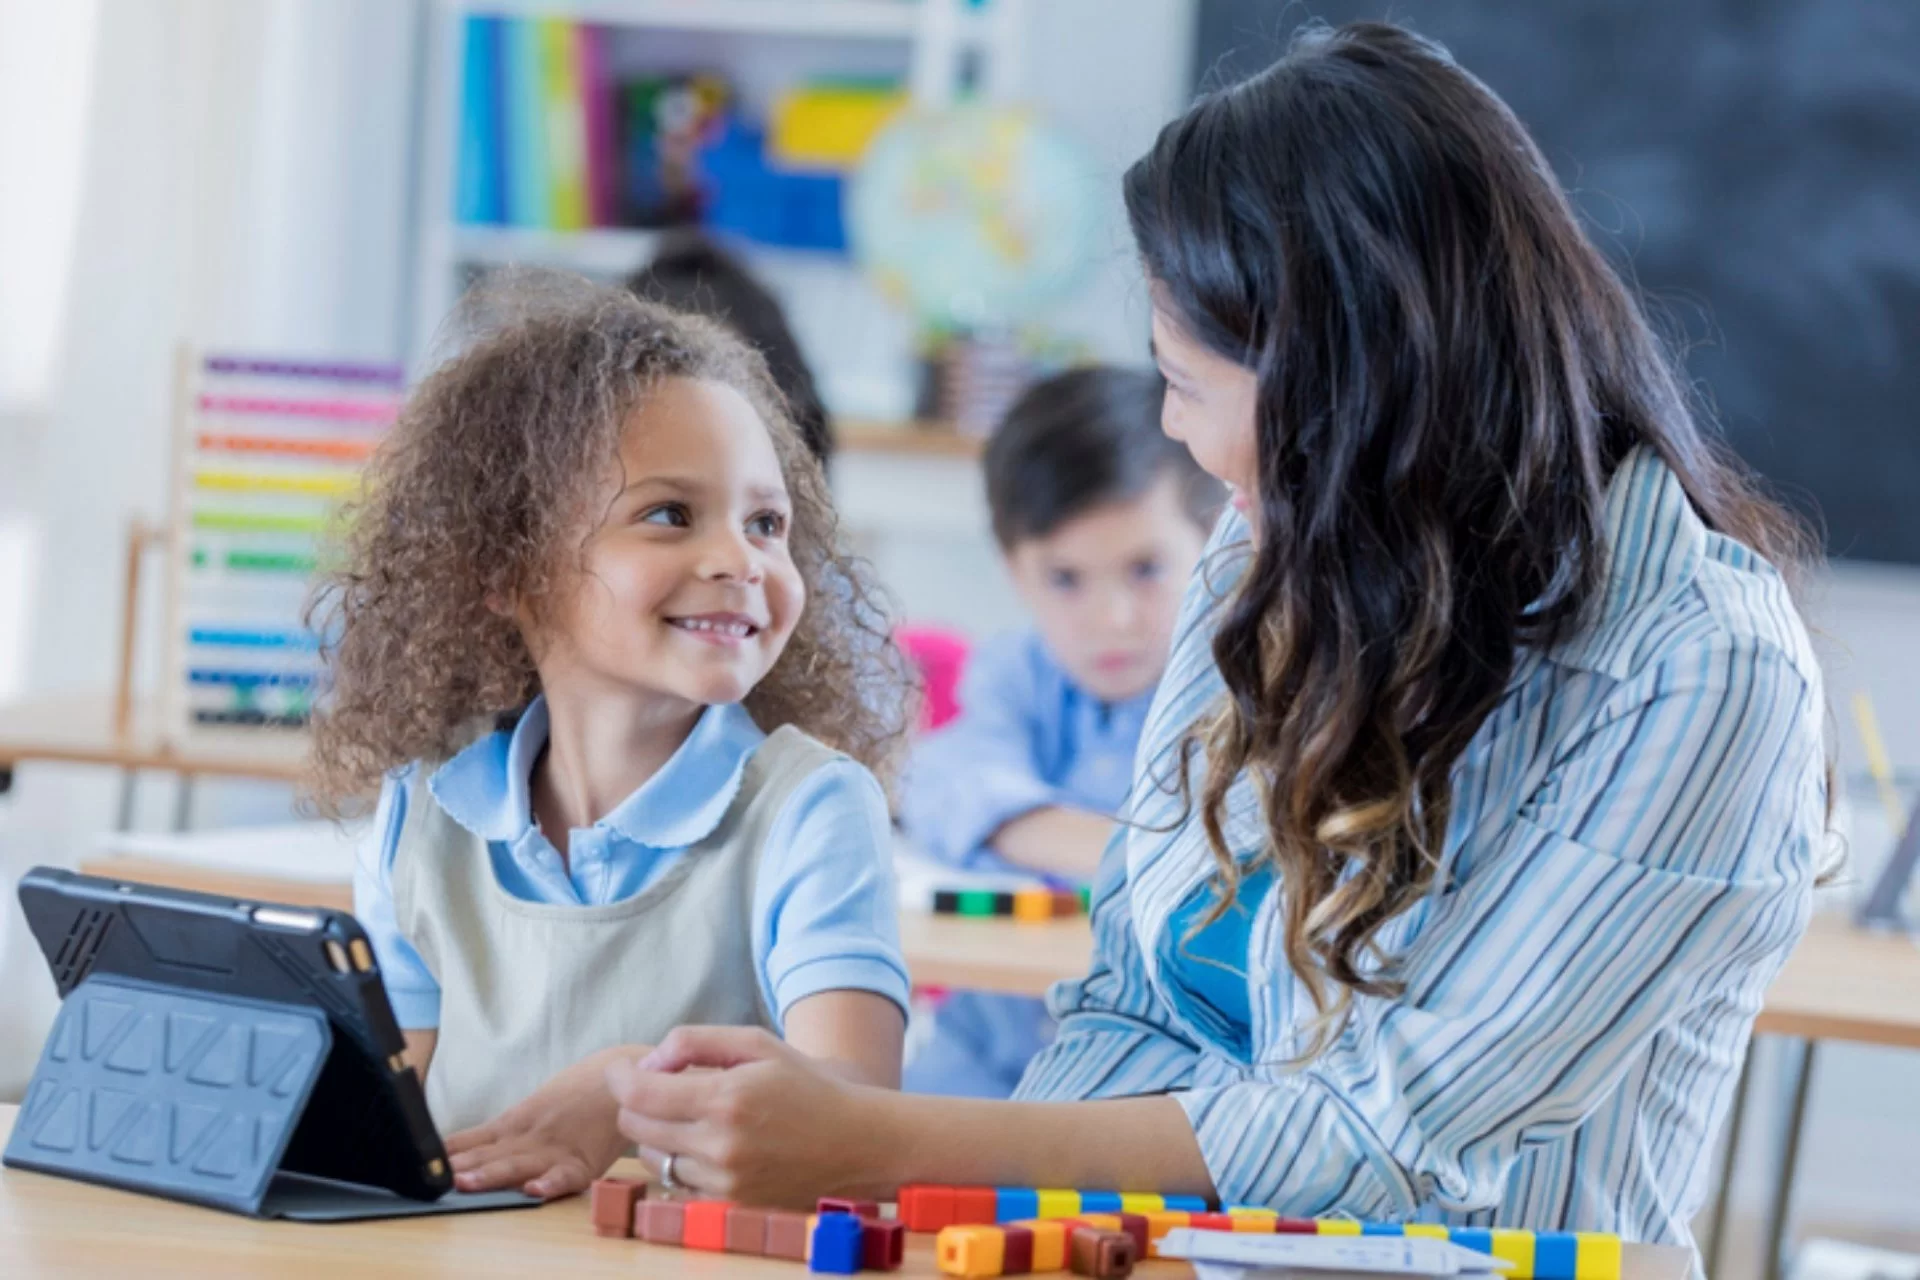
[863,1090,1215,1199]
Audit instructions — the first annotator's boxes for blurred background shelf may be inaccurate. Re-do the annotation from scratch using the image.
[463,0,927,40]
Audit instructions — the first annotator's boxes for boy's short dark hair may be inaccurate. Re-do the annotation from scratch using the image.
[626,233,833,463]
[984,365,1220,549]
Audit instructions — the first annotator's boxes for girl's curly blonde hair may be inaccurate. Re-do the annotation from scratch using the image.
[305,273,914,814]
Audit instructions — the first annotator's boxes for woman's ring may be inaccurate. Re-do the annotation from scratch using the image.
[659,1152,680,1191]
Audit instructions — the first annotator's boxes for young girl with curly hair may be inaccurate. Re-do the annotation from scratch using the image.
[306,277,914,1200]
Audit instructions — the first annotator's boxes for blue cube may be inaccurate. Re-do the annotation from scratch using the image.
[808,1212,863,1274]
[1163,1194,1211,1213]
[1450,1228,1495,1258]
[1534,1232,1580,1280]
[1079,1191,1123,1214]
[995,1187,1040,1223]
[1362,1222,1404,1236]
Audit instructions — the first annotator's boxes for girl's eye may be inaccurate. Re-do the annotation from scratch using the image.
[747,510,788,539]
[1048,568,1080,591]
[639,504,690,528]
[1131,558,1163,582]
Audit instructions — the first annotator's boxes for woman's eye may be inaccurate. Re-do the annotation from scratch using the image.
[639,504,690,528]
[1131,559,1163,582]
[1048,568,1080,591]
[747,510,788,538]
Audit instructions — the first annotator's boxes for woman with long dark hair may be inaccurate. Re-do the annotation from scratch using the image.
[591,23,1826,1252]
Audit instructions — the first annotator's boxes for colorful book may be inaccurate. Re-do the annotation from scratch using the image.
[503,17,549,227]
[454,14,507,223]
[539,17,588,231]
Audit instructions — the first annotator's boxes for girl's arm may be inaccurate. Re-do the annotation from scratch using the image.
[782,990,905,1089]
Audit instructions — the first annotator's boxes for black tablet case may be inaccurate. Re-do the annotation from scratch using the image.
[4,867,538,1220]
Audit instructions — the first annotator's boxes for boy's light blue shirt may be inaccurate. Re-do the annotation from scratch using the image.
[353,697,911,1030]
[900,629,1153,871]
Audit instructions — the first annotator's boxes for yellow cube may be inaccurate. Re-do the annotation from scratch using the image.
[1143,1211,1191,1257]
[1011,1220,1068,1272]
[1076,1212,1120,1233]
[1119,1193,1165,1215]
[1404,1224,1451,1240]
[1034,1189,1081,1220]
[1490,1229,1536,1279]
[937,1225,1005,1278]
[1316,1219,1363,1236]
[1232,1213,1277,1233]
[1013,890,1054,923]
[1575,1232,1623,1280]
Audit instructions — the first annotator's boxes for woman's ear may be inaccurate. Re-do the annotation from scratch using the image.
[483,590,514,618]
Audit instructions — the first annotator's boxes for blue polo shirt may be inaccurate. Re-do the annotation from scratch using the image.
[353,697,911,1029]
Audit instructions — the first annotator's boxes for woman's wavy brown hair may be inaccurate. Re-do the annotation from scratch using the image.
[305,273,913,814]
[1126,23,1819,1057]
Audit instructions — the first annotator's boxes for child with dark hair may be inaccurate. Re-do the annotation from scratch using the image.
[899,365,1221,1098]
[627,233,832,464]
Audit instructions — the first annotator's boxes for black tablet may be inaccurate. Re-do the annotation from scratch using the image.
[13,866,455,1209]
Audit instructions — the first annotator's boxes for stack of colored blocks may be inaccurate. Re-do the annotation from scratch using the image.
[928,888,1091,921]
[898,1185,1624,1280]
[590,1180,905,1274]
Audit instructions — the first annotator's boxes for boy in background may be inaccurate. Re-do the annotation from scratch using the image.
[901,365,1221,1097]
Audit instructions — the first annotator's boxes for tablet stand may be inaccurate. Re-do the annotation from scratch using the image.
[5,974,330,1215]
[4,974,535,1220]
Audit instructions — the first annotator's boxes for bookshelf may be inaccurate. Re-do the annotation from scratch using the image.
[408,0,1031,425]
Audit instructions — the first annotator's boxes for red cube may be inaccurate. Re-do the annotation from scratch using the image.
[898,1184,958,1232]
[1275,1217,1317,1233]
[764,1211,811,1261]
[1189,1212,1237,1233]
[1002,1223,1035,1273]
[819,1196,881,1220]
[589,1178,644,1238]
[637,1199,685,1246]
[861,1217,907,1270]
[1111,1213,1149,1257]
[683,1200,731,1251]
[953,1185,998,1226]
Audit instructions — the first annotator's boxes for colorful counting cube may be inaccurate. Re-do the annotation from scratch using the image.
[809,1212,864,1274]
[724,1207,769,1254]
[901,1184,960,1231]
[766,1211,812,1261]
[684,1200,731,1251]
[996,1187,1040,1222]
[1142,1211,1191,1257]
[589,1178,644,1237]
[938,1225,1005,1277]
[1034,1188,1081,1219]
[863,1218,907,1271]
[1068,1228,1137,1278]
[1014,1220,1069,1271]
[1001,1224,1035,1272]
[1013,889,1054,922]
[1078,1191,1122,1214]
[1117,1193,1163,1215]
[955,1186,999,1225]
[636,1198,685,1246]
[818,1196,880,1219]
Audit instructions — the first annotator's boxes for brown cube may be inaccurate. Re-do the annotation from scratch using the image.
[764,1211,812,1262]
[819,1196,881,1219]
[637,1199,686,1246]
[1069,1227,1138,1278]
[590,1178,644,1238]
[725,1206,770,1255]
[861,1217,906,1270]
[1002,1223,1035,1273]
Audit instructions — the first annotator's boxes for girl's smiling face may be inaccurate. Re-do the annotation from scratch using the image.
[530,376,805,711]
[1150,296,1261,522]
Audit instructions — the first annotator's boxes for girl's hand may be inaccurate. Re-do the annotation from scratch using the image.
[604,1026,902,1208]
[446,1045,640,1199]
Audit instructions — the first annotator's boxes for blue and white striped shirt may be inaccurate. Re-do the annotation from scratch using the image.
[1014,448,1825,1258]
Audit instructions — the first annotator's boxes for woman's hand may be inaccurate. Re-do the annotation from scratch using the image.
[446,1044,640,1198]
[604,1026,902,1208]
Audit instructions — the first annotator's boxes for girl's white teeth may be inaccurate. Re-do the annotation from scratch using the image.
[674,618,753,637]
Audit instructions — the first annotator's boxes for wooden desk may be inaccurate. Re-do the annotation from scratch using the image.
[1751,913,1920,1048]
[0,1106,1687,1279]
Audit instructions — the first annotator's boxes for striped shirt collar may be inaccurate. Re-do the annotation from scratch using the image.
[1548,447,1712,679]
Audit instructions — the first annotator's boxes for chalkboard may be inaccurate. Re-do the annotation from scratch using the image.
[1193,1,1920,563]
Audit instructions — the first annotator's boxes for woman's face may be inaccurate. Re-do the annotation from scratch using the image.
[1149,298,1261,522]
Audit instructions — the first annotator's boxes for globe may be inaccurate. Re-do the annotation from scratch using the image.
[848,105,1099,332]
